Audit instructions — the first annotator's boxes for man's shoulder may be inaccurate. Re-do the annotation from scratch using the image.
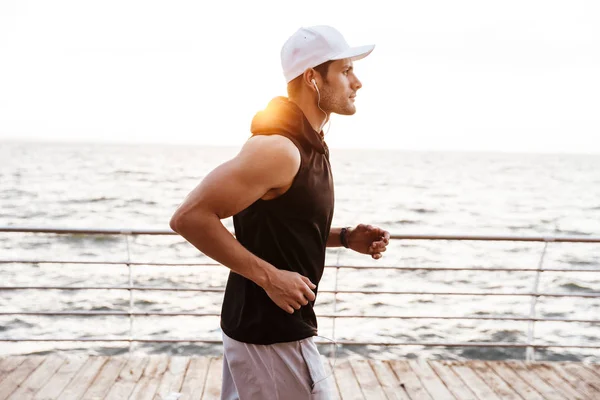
[247,133,298,148]
[242,134,300,159]
[233,134,301,176]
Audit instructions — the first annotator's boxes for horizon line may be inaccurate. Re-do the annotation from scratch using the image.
[2,137,599,156]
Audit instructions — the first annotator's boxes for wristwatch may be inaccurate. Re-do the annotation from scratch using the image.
[340,227,351,248]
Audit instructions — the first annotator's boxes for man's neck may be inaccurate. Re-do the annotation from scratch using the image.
[289,96,329,134]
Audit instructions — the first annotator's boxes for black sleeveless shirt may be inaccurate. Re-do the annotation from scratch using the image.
[220,97,335,344]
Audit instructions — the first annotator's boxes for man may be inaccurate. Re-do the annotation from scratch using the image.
[170,25,390,400]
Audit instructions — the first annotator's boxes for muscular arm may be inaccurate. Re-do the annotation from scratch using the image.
[169,135,316,313]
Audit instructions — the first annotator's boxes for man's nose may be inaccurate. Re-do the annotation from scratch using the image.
[353,77,362,90]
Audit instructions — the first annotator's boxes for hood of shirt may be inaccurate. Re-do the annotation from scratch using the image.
[250,96,327,154]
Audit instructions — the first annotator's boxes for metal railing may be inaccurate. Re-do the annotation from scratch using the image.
[1,226,599,361]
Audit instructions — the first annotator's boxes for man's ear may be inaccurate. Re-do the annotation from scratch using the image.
[303,69,319,92]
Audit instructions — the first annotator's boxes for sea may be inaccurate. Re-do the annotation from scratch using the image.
[1,141,599,362]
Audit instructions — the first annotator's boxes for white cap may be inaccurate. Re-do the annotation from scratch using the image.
[281,25,375,83]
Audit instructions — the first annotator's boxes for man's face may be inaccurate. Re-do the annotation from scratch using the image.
[319,59,363,116]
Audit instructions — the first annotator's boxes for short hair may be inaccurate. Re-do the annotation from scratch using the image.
[287,60,334,99]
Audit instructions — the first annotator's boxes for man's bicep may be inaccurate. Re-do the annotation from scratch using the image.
[175,136,300,220]
[188,158,273,219]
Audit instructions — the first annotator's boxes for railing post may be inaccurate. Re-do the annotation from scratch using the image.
[526,240,551,362]
[331,248,341,358]
[123,232,134,354]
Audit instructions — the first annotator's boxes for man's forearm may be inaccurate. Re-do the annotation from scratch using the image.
[171,211,276,287]
[326,227,345,247]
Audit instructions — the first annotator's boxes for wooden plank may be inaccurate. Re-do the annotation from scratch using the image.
[557,363,600,393]
[428,361,478,400]
[82,356,127,399]
[154,357,190,400]
[467,360,522,400]
[505,361,566,400]
[408,360,456,399]
[450,362,501,400]
[388,360,432,400]
[201,357,222,400]
[0,356,45,399]
[33,356,88,400]
[0,357,25,372]
[331,359,363,400]
[0,357,26,381]
[486,361,545,400]
[526,363,587,400]
[321,356,341,400]
[8,355,66,400]
[546,362,598,400]
[349,359,386,399]
[368,360,409,400]
[128,355,170,400]
[5,355,598,400]
[583,363,600,379]
[179,357,210,400]
[57,356,108,400]
[104,356,150,400]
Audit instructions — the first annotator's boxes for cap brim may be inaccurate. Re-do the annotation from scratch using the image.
[330,44,375,62]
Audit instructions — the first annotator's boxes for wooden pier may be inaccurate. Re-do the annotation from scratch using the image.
[1,355,599,399]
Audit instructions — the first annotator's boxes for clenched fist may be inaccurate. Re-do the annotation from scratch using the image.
[263,269,316,314]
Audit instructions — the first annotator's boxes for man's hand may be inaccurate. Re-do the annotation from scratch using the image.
[263,270,317,314]
[347,224,390,260]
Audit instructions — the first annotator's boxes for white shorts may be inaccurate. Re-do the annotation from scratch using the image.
[221,332,332,400]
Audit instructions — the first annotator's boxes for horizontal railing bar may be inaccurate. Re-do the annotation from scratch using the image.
[0,227,174,235]
[319,290,600,298]
[334,266,600,273]
[2,226,599,243]
[1,259,598,273]
[0,311,221,316]
[321,315,600,323]
[0,338,217,343]
[1,286,598,298]
[0,338,598,348]
[0,286,227,292]
[391,234,600,243]
[0,260,222,266]
[0,311,598,323]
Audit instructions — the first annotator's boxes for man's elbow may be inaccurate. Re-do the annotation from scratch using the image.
[169,205,192,234]
[169,206,213,235]
[169,211,183,234]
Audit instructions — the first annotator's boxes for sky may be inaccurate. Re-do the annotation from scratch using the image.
[0,0,599,153]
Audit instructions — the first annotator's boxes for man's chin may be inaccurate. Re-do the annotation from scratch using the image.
[333,105,357,116]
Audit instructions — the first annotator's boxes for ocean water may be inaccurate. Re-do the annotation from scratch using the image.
[1,141,599,361]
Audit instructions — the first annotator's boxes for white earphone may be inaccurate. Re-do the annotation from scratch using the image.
[311,78,330,135]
